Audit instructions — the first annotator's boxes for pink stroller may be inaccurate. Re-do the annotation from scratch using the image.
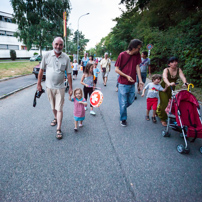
[162,87,202,154]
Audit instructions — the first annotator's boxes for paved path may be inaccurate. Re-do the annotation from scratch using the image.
[0,62,202,201]
[0,75,38,98]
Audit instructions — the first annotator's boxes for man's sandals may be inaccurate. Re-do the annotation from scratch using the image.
[56,129,63,140]
[51,118,57,126]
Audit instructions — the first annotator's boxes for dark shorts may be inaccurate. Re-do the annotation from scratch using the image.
[73,70,78,75]
[137,72,147,83]
[147,98,158,110]
[94,77,97,84]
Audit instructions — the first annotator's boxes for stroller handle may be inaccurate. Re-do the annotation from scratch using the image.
[170,83,194,95]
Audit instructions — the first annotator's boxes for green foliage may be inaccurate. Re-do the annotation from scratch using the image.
[11,0,71,55]
[34,52,38,55]
[69,55,73,62]
[72,31,89,54]
[98,0,202,86]
[10,50,17,60]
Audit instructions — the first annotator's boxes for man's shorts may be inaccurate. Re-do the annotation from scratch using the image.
[147,98,158,110]
[102,71,109,78]
[46,87,65,111]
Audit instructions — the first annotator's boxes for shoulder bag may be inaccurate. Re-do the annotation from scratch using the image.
[102,59,109,73]
[119,56,132,71]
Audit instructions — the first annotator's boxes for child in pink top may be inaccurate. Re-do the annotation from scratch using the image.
[69,88,87,131]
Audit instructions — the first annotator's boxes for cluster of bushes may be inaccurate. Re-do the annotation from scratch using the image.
[10,50,16,60]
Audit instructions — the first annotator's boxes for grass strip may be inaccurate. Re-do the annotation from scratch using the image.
[0,61,39,79]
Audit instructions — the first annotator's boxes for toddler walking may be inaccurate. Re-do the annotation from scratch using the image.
[141,74,167,123]
[69,88,87,131]
[81,63,96,115]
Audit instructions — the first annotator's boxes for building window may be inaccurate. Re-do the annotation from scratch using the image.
[0,44,8,49]
[21,45,27,50]
[0,30,6,35]
[0,44,19,50]
[6,31,14,37]
[0,15,14,23]
[8,45,19,50]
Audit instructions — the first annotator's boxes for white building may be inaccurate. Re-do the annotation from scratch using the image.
[0,11,46,59]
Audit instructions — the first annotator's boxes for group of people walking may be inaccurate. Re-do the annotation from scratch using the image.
[115,39,188,127]
[37,37,111,139]
[37,37,188,140]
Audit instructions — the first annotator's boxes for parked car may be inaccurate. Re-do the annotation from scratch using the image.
[32,63,46,79]
[30,55,41,61]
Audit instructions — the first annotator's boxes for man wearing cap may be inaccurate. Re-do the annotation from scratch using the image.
[37,37,73,139]
[100,52,111,86]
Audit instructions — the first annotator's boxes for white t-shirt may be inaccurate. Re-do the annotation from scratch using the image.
[73,62,78,71]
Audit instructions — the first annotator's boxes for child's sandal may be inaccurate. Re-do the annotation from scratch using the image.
[152,116,157,123]
[145,116,150,121]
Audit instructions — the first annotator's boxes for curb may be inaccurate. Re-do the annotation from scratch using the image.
[0,82,37,100]
[0,74,33,82]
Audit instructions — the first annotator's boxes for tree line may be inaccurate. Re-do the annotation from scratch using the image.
[11,0,89,56]
[95,0,202,86]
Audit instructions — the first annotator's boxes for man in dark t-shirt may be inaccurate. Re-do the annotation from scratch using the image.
[115,39,144,126]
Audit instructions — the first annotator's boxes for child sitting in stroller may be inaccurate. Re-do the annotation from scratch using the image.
[142,74,168,123]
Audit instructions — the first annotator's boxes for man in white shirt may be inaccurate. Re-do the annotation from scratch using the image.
[100,52,111,86]
[37,37,73,140]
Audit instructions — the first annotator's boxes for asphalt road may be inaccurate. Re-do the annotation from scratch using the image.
[0,62,202,202]
[0,74,38,98]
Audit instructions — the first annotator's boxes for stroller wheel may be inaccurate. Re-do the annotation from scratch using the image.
[177,144,185,154]
[199,147,202,154]
[162,130,170,137]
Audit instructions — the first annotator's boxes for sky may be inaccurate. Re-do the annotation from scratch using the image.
[2,0,125,49]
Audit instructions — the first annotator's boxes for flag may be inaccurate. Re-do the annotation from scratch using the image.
[63,12,67,37]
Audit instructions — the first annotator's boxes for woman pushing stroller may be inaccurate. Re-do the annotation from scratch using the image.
[156,57,188,126]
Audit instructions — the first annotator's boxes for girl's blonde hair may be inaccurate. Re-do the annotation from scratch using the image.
[74,88,83,97]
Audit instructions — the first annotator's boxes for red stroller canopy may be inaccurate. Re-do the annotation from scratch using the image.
[175,90,200,109]
[173,90,202,139]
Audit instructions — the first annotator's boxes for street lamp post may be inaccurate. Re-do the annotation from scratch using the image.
[77,13,89,63]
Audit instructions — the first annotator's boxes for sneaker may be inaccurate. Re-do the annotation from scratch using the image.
[74,128,78,132]
[90,110,96,115]
[79,123,83,127]
[120,120,127,127]
[85,107,87,111]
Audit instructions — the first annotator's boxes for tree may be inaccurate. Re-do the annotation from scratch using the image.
[97,0,202,85]
[72,30,89,55]
[10,50,17,60]
[11,0,71,56]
